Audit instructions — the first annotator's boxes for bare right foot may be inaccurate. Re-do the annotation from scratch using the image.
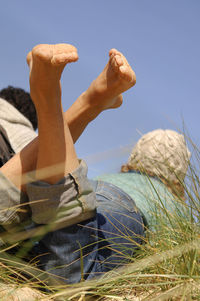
[26,43,79,183]
[83,48,136,111]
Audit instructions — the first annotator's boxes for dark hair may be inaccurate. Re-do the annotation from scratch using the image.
[0,86,37,130]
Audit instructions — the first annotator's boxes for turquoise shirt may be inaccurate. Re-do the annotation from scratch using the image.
[95,172,185,229]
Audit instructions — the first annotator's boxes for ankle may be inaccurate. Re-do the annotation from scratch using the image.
[80,90,106,118]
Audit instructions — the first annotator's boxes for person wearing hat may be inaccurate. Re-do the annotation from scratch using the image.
[97,129,191,229]
[0,43,191,284]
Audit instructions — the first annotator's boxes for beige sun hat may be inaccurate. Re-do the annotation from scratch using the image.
[128,129,191,183]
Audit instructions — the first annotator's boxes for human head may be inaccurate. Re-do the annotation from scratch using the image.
[0,86,37,130]
[121,129,191,197]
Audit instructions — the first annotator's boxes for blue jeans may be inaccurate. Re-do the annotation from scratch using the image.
[34,180,145,284]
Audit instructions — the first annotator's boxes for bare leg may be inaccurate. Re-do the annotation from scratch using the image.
[1,48,136,189]
[28,44,79,184]
[65,48,136,142]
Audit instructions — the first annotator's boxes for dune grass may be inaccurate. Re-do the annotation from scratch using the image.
[0,137,200,300]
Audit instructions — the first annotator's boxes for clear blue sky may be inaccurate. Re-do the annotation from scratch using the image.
[1,1,200,177]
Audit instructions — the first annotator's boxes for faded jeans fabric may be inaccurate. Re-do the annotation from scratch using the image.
[34,180,145,284]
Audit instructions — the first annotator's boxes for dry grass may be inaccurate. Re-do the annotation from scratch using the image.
[1,135,200,300]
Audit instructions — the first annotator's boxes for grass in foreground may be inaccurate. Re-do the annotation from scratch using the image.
[0,137,200,300]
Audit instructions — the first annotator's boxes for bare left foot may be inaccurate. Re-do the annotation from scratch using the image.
[26,43,78,106]
[83,48,136,111]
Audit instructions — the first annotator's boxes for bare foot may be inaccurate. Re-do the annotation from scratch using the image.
[85,48,136,111]
[26,44,79,183]
[26,43,78,105]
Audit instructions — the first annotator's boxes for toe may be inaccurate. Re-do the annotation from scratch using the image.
[115,54,124,67]
[119,65,136,84]
[51,51,78,65]
[109,48,120,57]
[110,55,119,71]
[56,44,77,54]
[111,49,130,67]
